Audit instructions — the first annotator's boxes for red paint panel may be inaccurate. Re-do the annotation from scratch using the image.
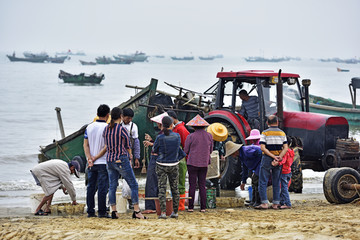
[283,111,348,131]
[216,70,300,79]
[208,110,247,140]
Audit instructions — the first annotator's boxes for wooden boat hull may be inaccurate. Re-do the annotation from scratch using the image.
[7,55,47,63]
[171,57,194,60]
[309,94,360,124]
[58,70,104,84]
[79,60,96,65]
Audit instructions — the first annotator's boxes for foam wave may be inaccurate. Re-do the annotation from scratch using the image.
[0,180,39,191]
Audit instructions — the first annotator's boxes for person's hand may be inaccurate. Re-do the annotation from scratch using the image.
[72,201,77,205]
[129,153,133,161]
[62,187,68,195]
[274,156,282,162]
[240,183,245,191]
[143,140,153,147]
[271,160,279,166]
[145,133,152,142]
[220,155,225,161]
[134,159,140,168]
[88,157,94,167]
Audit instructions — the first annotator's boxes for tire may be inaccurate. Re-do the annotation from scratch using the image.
[72,155,86,173]
[323,168,340,204]
[288,147,303,193]
[330,167,360,204]
[205,115,244,190]
[322,149,339,170]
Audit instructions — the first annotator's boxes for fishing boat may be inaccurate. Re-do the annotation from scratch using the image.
[7,54,47,63]
[23,51,48,58]
[46,56,68,63]
[96,56,133,64]
[58,70,104,84]
[199,56,215,60]
[171,56,194,61]
[79,60,96,65]
[337,67,350,72]
[38,78,209,172]
[309,77,360,124]
[245,56,290,62]
[117,51,148,62]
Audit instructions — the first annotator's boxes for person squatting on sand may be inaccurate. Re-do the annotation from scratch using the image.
[153,116,186,219]
[167,110,189,211]
[256,115,288,210]
[30,159,80,216]
[103,107,146,219]
[83,104,111,218]
[143,112,168,214]
[184,115,213,213]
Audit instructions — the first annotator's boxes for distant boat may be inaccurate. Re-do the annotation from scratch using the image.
[199,56,215,60]
[116,51,148,62]
[337,67,350,72]
[154,55,165,58]
[245,56,290,62]
[56,50,86,56]
[58,70,104,84]
[96,56,133,64]
[7,54,47,63]
[214,54,224,58]
[23,51,48,58]
[79,60,96,65]
[171,56,194,60]
[320,58,359,64]
[46,56,68,63]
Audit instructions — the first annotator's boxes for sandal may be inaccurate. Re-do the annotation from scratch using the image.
[200,209,206,213]
[132,211,147,219]
[187,209,194,212]
[35,210,48,216]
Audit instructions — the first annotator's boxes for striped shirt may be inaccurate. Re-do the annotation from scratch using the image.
[239,96,259,119]
[259,126,287,156]
[103,123,131,162]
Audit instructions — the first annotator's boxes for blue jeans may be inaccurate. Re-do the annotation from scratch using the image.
[86,164,108,215]
[280,173,292,206]
[107,155,139,206]
[145,155,158,210]
[258,155,282,204]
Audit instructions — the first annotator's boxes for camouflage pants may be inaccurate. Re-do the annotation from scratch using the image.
[156,164,180,214]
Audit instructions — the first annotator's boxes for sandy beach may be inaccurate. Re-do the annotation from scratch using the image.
[1,193,359,240]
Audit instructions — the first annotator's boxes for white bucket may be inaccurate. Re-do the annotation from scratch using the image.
[30,193,45,213]
[116,192,128,213]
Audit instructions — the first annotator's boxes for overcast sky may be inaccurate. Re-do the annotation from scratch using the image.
[0,0,359,58]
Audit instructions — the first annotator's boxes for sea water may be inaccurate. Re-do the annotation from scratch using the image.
[0,52,360,209]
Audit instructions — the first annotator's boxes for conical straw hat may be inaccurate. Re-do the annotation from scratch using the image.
[186,114,209,127]
[224,141,243,158]
[150,112,168,124]
[207,123,228,142]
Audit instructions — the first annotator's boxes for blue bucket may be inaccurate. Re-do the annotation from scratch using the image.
[248,186,253,202]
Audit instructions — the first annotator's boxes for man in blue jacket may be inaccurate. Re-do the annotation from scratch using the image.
[224,141,262,207]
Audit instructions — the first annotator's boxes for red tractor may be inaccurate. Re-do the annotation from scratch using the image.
[203,70,360,192]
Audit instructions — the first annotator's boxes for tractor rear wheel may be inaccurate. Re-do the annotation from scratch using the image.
[205,116,244,190]
[288,146,303,193]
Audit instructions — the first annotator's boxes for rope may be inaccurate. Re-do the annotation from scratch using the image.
[55,141,71,162]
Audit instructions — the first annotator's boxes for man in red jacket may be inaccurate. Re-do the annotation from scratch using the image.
[167,110,189,211]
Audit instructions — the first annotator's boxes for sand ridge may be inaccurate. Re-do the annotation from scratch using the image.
[0,199,359,240]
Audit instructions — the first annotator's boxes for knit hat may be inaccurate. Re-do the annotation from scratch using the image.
[150,112,168,124]
[207,123,228,142]
[245,129,261,140]
[224,141,243,158]
[186,114,209,127]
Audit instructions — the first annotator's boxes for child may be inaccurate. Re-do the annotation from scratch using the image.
[278,137,295,209]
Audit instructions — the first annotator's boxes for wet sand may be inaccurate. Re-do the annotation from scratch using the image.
[0,194,359,240]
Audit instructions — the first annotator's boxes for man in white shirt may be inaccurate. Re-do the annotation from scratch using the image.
[84,104,110,218]
[122,108,140,168]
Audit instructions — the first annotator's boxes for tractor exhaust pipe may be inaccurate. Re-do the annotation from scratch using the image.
[276,69,284,129]
[302,79,311,112]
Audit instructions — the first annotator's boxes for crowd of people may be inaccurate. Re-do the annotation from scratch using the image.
[30,90,296,219]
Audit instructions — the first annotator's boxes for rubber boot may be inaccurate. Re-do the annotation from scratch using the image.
[178,194,186,211]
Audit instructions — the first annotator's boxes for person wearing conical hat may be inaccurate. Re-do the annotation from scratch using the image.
[143,112,168,214]
[224,137,262,207]
[184,114,213,212]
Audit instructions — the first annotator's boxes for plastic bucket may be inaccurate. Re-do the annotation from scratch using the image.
[30,193,45,213]
[116,192,128,213]
[206,188,216,209]
[154,199,173,216]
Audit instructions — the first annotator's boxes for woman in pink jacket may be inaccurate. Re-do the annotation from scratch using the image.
[184,115,213,212]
